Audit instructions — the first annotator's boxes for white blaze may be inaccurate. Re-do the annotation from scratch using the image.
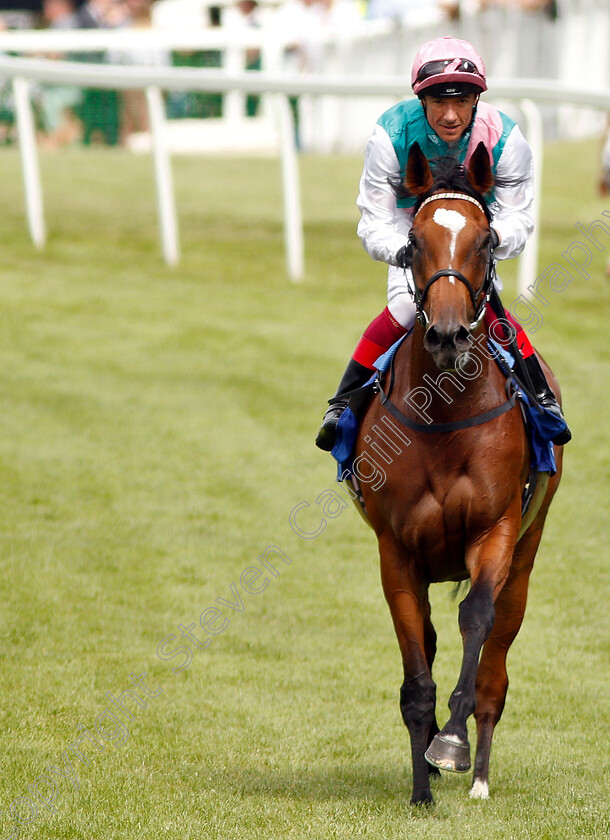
[432,207,466,267]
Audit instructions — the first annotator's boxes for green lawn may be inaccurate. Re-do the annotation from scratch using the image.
[0,137,608,839]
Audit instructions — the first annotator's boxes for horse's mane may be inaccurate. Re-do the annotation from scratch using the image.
[390,155,493,223]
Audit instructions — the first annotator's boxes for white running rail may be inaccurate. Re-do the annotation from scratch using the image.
[0,55,608,290]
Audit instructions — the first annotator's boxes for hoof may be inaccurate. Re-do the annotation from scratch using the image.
[424,733,471,773]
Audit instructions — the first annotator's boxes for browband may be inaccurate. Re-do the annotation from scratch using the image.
[415,192,486,218]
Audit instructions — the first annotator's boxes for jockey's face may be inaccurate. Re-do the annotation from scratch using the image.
[423,94,479,145]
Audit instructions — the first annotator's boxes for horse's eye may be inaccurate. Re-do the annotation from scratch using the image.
[479,234,492,255]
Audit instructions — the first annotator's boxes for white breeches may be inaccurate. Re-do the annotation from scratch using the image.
[386,265,417,329]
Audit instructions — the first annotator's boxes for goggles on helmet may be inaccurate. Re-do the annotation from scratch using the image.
[416,58,482,84]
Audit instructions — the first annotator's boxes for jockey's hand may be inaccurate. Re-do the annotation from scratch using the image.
[490,228,500,250]
[396,245,412,268]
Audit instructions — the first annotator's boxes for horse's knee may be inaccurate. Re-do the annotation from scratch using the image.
[459,585,495,640]
[399,672,436,730]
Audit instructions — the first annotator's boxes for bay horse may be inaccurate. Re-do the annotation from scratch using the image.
[354,141,563,805]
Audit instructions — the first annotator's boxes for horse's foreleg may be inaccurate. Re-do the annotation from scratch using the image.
[470,533,540,798]
[380,541,437,805]
[422,597,441,774]
[425,518,519,774]
[424,581,495,773]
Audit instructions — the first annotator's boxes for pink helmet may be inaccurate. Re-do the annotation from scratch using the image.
[411,36,487,96]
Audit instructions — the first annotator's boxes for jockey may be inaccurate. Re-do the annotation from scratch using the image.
[315,35,571,451]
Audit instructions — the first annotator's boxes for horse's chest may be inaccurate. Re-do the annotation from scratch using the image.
[385,466,512,577]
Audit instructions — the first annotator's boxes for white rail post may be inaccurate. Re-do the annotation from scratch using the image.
[224,43,245,125]
[275,93,304,282]
[12,75,46,249]
[145,85,180,267]
[518,99,544,299]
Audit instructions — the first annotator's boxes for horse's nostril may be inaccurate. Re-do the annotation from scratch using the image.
[425,326,442,348]
[455,326,470,346]
[425,324,470,351]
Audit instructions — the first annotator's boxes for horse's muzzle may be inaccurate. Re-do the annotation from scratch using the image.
[424,323,471,370]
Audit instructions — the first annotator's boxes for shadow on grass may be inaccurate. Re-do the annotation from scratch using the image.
[200,762,459,807]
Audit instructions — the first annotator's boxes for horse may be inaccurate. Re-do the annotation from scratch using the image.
[353,141,563,805]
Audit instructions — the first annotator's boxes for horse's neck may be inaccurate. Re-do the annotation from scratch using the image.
[404,323,499,418]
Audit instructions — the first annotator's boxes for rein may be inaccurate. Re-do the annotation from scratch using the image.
[406,192,496,329]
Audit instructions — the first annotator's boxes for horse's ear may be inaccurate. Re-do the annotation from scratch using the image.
[467,141,494,195]
[405,142,434,196]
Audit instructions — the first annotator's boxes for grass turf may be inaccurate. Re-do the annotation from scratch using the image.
[0,137,608,839]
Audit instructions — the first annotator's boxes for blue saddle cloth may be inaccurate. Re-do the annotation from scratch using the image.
[487,341,562,475]
[330,334,407,480]
[331,336,562,479]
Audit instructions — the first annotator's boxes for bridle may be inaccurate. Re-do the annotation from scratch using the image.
[376,192,516,435]
[404,191,496,330]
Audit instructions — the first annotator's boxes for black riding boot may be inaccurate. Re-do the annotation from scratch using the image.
[487,287,571,446]
[315,359,373,451]
[522,354,572,445]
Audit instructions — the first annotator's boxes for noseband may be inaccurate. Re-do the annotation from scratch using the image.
[405,192,496,329]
